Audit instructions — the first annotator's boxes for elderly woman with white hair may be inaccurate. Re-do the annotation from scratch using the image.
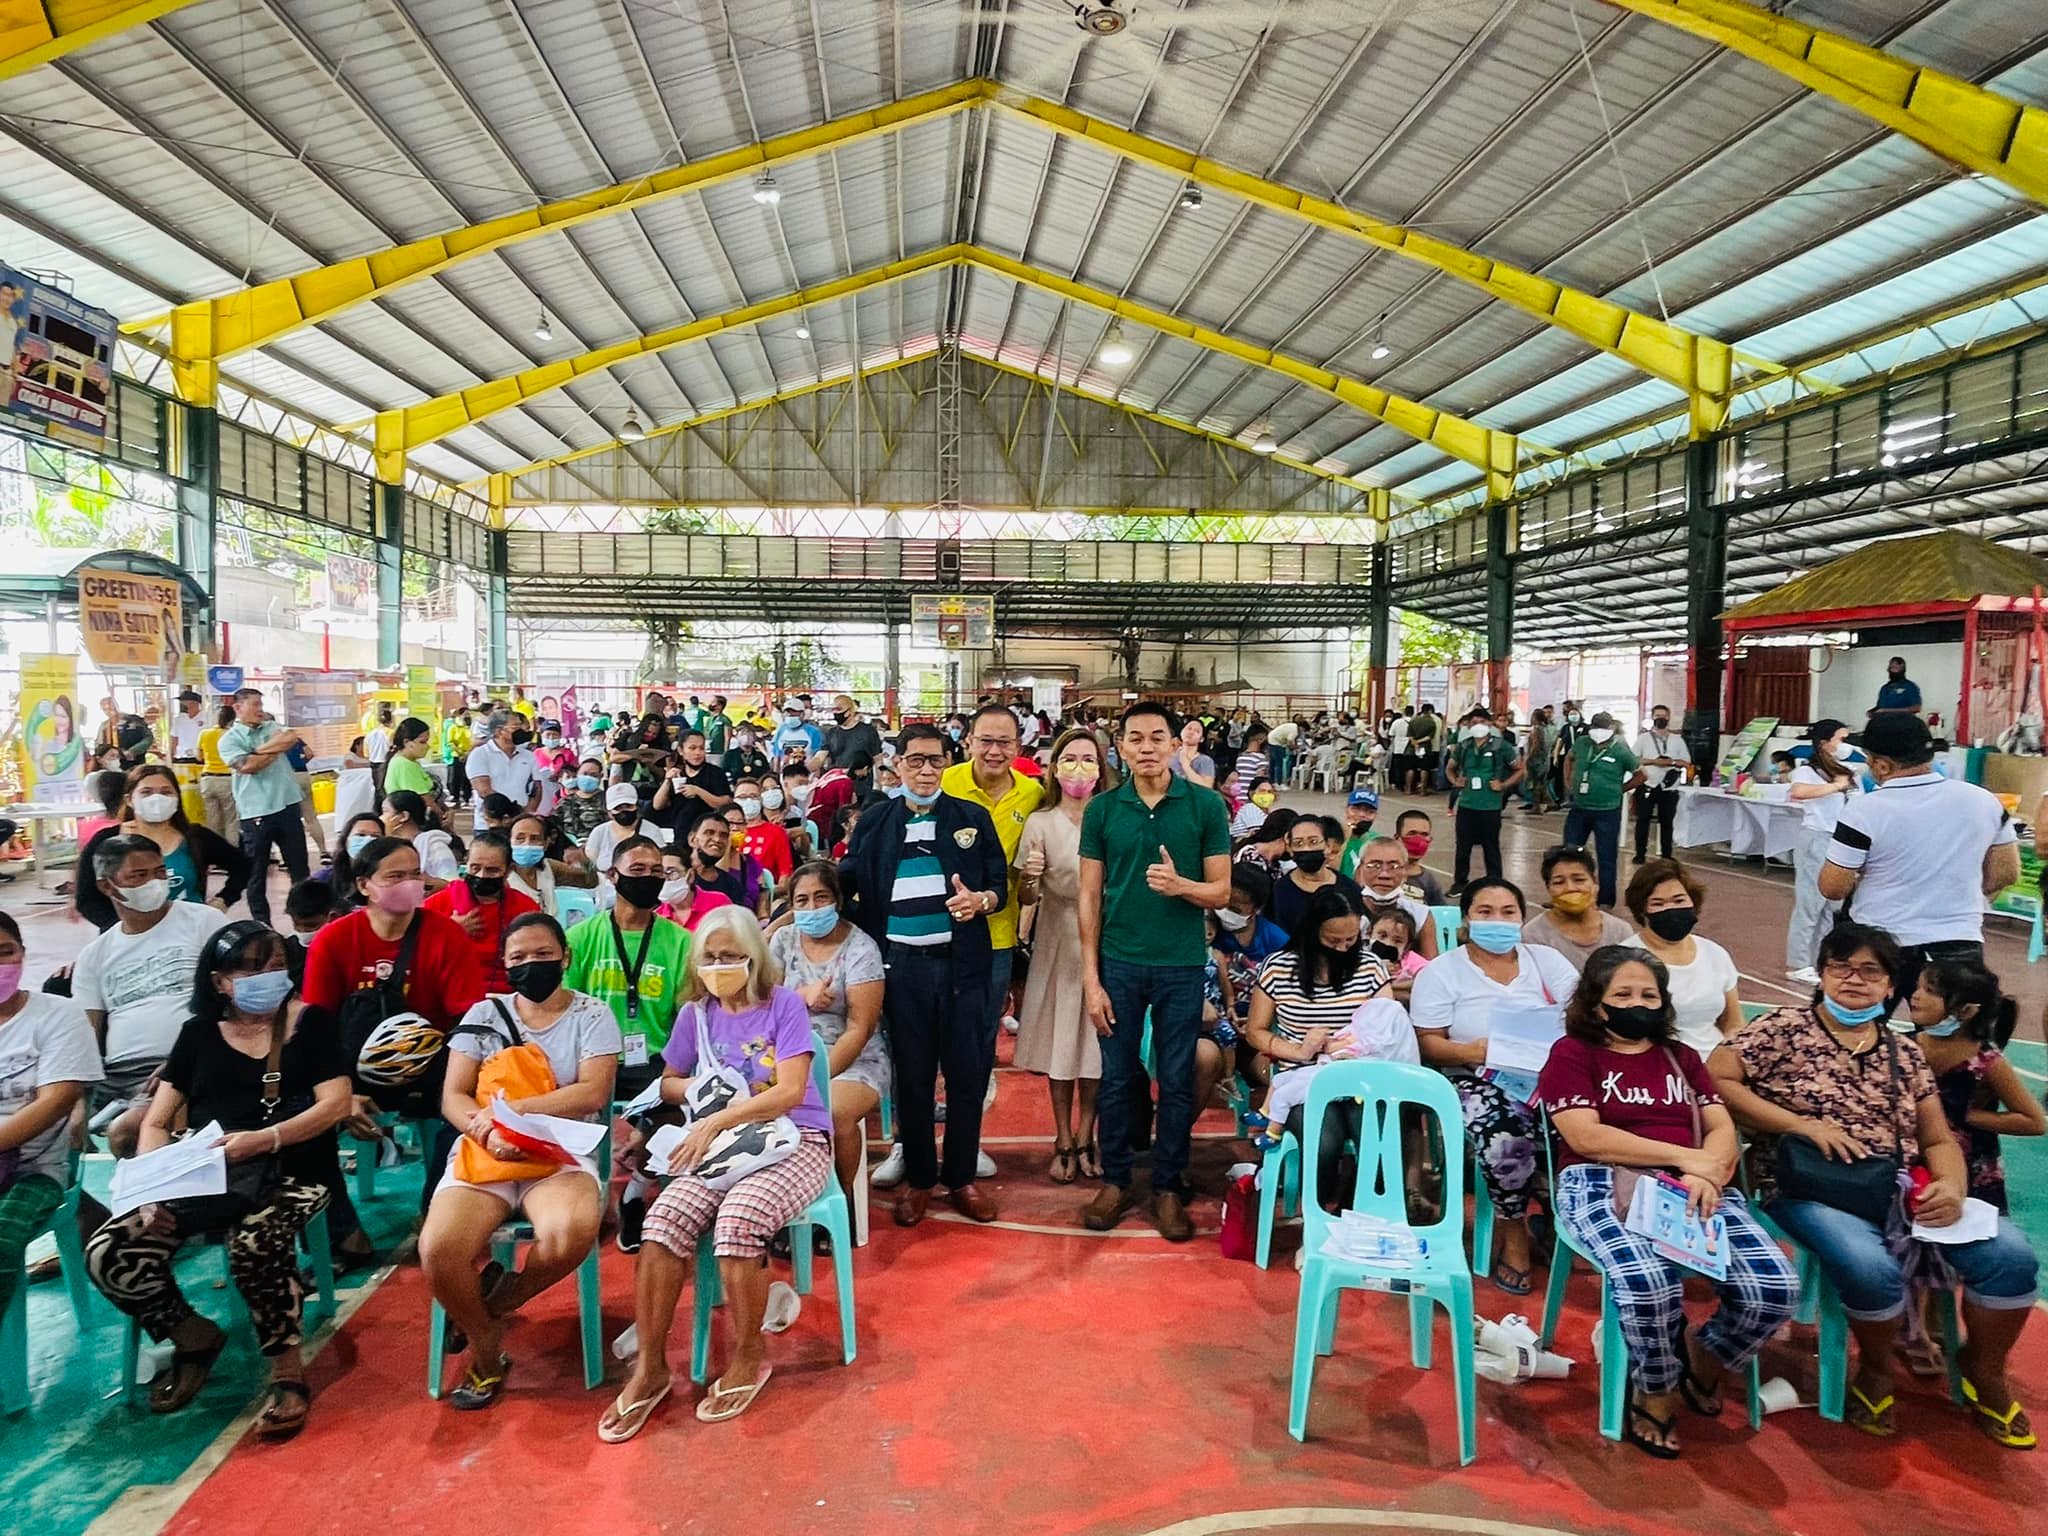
[597,905,833,1443]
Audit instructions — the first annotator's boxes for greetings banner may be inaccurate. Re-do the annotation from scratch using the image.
[77,564,182,674]
[18,652,83,797]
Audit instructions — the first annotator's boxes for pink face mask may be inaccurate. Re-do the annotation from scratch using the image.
[0,961,21,1002]
[1057,773,1097,799]
[372,878,425,916]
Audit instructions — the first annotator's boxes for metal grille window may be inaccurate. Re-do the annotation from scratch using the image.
[1389,513,1485,583]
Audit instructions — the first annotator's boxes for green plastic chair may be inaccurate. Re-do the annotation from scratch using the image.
[1,1155,92,1416]
[1288,1060,1477,1464]
[1253,1127,1302,1269]
[427,1132,611,1397]
[689,1033,856,1382]
[1430,904,1461,953]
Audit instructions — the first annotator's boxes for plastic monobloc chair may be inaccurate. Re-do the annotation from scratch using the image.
[1,1156,93,1416]
[1430,905,1462,953]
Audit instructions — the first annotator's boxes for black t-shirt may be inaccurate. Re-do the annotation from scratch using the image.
[823,719,884,770]
[663,760,732,836]
[1268,873,1364,940]
[163,1004,347,1181]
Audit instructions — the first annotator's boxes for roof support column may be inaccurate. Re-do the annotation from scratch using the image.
[376,481,404,671]
[1367,542,1392,723]
[1485,501,1515,713]
[1682,437,1728,769]
[173,400,218,653]
[488,536,509,688]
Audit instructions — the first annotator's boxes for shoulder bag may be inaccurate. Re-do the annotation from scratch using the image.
[1772,1025,1902,1228]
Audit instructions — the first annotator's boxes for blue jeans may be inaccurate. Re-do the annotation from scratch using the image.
[1094,957,1204,1196]
[1561,805,1621,907]
[1769,1197,2040,1321]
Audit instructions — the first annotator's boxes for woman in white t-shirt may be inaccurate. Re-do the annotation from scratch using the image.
[1624,859,1742,1056]
[1409,877,1579,1295]
[1784,718,1858,982]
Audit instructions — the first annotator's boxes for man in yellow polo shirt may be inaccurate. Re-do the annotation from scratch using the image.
[938,702,1043,1173]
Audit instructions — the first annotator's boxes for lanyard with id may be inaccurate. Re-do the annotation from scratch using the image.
[612,915,655,1066]
[1579,741,1616,798]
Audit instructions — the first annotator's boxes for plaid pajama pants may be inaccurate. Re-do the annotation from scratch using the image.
[643,1130,830,1261]
[1554,1163,1800,1394]
[0,1173,64,1320]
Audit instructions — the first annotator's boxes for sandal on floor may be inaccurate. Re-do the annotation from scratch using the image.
[1962,1377,2038,1450]
[1487,1259,1533,1296]
[696,1364,772,1423]
[597,1380,673,1444]
[150,1323,228,1414]
[1847,1383,1897,1438]
[1625,1392,1682,1460]
[1048,1142,1076,1185]
[445,1260,507,1352]
[1899,1336,1945,1379]
[254,1379,311,1440]
[449,1353,511,1411]
[1077,1140,1101,1181]
[1677,1326,1725,1418]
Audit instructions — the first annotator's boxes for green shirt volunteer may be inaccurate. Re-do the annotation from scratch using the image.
[1449,737,1517,812]
[564,913,690,1053]
[1566,736,1639,811]
[384,752,436,797]
[1079,774,1231,968]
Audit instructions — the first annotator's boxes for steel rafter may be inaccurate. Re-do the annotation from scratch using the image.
[0,0,198,81]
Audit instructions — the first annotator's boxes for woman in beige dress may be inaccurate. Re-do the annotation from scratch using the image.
[1014,727,1117,1183]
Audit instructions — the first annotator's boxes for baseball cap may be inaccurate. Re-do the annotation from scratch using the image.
[1589,711,1618,730]
[1861,711,1933,762]
[1348,787,1380,809]
[605,782,640,810]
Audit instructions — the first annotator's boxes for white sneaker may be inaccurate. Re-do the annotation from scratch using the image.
[761,1280,801,1334]
[871,1143,907,1188]
[975,1150,996,1180]
[982,1074,999,1112]
[1002,1014,1020,1035]
[1785,966,1821,986]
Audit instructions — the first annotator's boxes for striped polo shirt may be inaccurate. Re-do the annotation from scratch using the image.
[886,812,952,946]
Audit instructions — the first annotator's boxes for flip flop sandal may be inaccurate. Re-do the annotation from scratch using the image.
[1899,1337,1946,1378]
[1962,1377,2038,1450]
[150,1326,228,1414]
[1048,1144,1076,1185]
[1078,1142,1101,1181]
[597,1380,673,1444]
[1487,1259,1534,1296]
[1677,1325,1725,1418]
[1625,1393,1682,1460]
[449,1354,511,1411]
[444,1260,507,1353]
[254,1379,311,1440]
[696,1364,773,1423]
[1847,1384,1897,1438]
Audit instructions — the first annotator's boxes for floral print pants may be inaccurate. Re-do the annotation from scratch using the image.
[1454,1075,1543,1222]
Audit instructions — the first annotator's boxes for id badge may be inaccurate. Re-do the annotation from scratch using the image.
[623,1032,650,1067]
[1578,779,1590,796]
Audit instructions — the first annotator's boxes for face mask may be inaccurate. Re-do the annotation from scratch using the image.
[347,833,376,862]
[118,878,171,914]
[1215,907,1250,932]
[761,788,785,810]
[902,785,939,810]
[1466,920,1521,955]
[1291,849,1327,875]
[506,959,563,1003]
[784,715,801,727]
[1568,712,1582,724]
[1057,772,1096,799]
[372,878,424,915]
[1602,1003,1663,1041]
[1921,1016,1965,1039]
[1400,832,1430,857]
[736,797,762,820]
[1551,889,1595,917]
[658,876,693,907]
[1652,718,1670,731]
[1824,996,1888,1027]
[1646,907,1697,942]
[700,960,750,999]
[229,970,295,1014]
[882,784,904,799]
[512,844,547,869]
[614,872,665,910]
[948,725,964,740]
[1250,791,1277,810]
[1368,940,1403,964]
[577,775,602,793]
[788,784,812,804]
[792,905,839,939]
[1468,723,1492,740]
[610,808,639,825]
[465,872,507,901]
[133,792,179,824]
[0,961,22,1003]
[1588,728,1614,744]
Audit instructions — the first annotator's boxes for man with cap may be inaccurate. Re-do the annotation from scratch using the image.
[1337,786,1379,881]
[1561,710,1638,908]
[1822,712,2018,1002]
[585,781,656,875]
[1443,706,1521,894]
[169,690,205,761]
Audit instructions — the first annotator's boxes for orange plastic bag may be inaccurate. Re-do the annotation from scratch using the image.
[452,1038,563,1184]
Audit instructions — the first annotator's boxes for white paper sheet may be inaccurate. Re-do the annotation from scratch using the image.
[107,1122,229,1216]
[491,1098,608,1157]
[1912,1196,2000,1246]
[1484,1002,1565,1075]
[643,1122,688,1177]
[618,1077,666,1117]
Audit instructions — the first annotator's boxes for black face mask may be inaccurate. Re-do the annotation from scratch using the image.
[465,873,506,902]
[694,847,724,870]
[1291,849,1327,875]
[505,959,563,1003]
[1646,907,1698,942]
[1369,940,1403,964]
[610,808,639,825]
[614,872,664,909]
[1603,1004,1664,1041]
[1652,717,1670,730]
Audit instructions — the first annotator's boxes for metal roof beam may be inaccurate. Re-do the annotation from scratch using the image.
[0,0,195,81]
[1605,0,2048,207]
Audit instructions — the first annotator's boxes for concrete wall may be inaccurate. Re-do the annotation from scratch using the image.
[1812,641,1960,731]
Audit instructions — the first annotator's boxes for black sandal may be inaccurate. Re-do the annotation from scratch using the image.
[1677,1326,1725,1418]
[449,1353,511,1411]
[444,1260,506,1353]
[150,1324,228,1414]
[254,1378,311,1440]
[1626,1391,1682,1459]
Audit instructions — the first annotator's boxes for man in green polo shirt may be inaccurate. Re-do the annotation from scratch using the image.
[1563,710,1639,909]
[1445,706,1522,895]
[1077,700,1231,1241]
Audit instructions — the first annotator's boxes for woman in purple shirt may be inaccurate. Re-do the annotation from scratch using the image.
[598,906,829,1443]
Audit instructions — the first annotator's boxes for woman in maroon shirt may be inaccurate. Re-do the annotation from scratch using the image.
[1537,945,1799,1459]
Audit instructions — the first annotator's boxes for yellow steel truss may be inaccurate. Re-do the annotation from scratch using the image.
[1607,0,2048,207]
[0,0,195,81]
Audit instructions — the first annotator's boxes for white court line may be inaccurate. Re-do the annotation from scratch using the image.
[1739,971,1808,1000]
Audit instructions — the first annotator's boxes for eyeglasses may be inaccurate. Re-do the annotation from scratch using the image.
[1053,757,1094,773]
[1822,961,1890,984]
[898,753,947,769]
[969,736,1015,748]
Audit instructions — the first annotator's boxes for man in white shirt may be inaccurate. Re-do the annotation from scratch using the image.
[1820,712,2018,1000]
[1630,703,1687,864]
[464,708,540,832]
[584,782,656,875]
[169,690,205,760]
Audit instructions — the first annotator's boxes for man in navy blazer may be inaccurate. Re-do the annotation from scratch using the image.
[841,721,1009,1226]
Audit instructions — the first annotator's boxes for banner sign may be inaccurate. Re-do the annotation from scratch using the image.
[405,665,438,722]
[557,685,580,741]
[324,554,376,615]
[284,668,361,761]
[0,267,116,449]
[1717,716,1780,788]
[77,564,183,674]
[18,652,83,796]
[207,666,245,696]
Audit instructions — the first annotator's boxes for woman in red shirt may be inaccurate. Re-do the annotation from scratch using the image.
[422,830,539,993]
[301,838,485,1036]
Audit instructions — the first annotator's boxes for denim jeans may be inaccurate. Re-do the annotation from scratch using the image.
[1094,958,1204,1195]
[1561,805,1621,908]
[1769,1196,2040,1321]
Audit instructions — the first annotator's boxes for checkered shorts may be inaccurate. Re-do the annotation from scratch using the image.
[642,1129,831,1260]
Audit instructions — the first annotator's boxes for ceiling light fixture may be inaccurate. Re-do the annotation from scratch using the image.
[620,410,645,442]
[751,171,781,206]
[1071,2,1132,35]
[1369,313,1391,362]
[1251,424,1279,455]
[1098,321,1134,368]
[534,309,553,343]
[795,325,811,340]
[1178,183,1202,212]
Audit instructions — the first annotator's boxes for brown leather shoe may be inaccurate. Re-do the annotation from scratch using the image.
[1081,1184,1139,1231]
[893,1188,932,1228]
[1153,1190,1194,1243]
[948,1183,998,1223]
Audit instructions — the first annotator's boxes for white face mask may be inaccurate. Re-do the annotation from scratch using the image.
[659,876,693,906]
[1588,728,1613,744]
[1215,908,1251,932]
[1468,723,1492,740]
[133,792,179,824]
[761,788,785,810]
[117,877,171,914]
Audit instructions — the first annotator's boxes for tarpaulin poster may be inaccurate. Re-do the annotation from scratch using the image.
[284,669,361,761]
[0,266,115,449]
[405,665,438,722]
[557,685,580,741]
[18,652,83,796]
[77,564,182,674]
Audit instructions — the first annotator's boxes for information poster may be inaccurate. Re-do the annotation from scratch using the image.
[557,684,580,740]
[77,564,183,675]
[17,652,83,797]
[284,669,361,761]
[0,265,116,449]
[1717,715,1780,787]
[405,665,438,722]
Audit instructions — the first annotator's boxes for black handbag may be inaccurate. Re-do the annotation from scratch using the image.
[221,1011,295,1209]
[1772,1026,1903,1228]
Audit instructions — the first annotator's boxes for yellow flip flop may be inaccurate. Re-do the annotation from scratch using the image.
[1962,1377,2038,1450]
[1847,1384,1896,1437]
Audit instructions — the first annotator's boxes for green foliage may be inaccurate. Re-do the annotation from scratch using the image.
[1396,609,1477,666]
[644,506,719,536]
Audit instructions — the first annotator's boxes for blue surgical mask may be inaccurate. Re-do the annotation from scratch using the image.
[791,904,840,938]
[885,784,905,799]
[577,774,601,793]
[1824,996,1889,1026]
[346,833,375,861]
[903,786,940,810]
[1466,921,1522,955]
[1921,1016,1964,1038]
[229,971,295,1014]
[512,844,546,869]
